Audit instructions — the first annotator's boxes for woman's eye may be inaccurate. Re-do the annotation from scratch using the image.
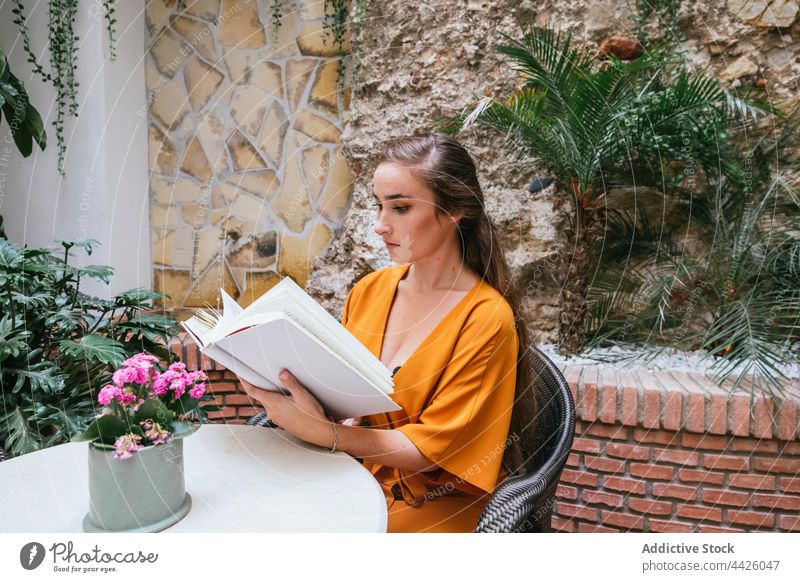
[393,206,408,214]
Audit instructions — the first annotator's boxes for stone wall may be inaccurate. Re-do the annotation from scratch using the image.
[145,0,353,319]
[306,0,800,344]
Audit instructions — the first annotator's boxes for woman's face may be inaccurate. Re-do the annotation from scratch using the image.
[372,162,461,263]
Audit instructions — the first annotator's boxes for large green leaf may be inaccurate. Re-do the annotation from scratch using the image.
[58,335,126,367]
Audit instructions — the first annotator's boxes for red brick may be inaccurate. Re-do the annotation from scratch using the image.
[580,367,598,422]
[779,514,800,532]
[649,519,694,532]
[620,386,637,426]
[751,493,800,511]
[681,433,728,451]
[698,525,746,533]
[652,483,698,501]
[208,409,239,420]
[561,468,599,487]
[663,390,682,431]
[586,423,628,440]
[606,443,650,461]
[730,395,751,437]
[583,490,624,508]
[566,452,580,467]
[604,476,646,495]
[708,394,728,435]
[599,384,617,424]
[678,468,725,485]
[702,488,749,507]
[551,516,576,532]
[208,381,239,394]
[704,454,750,471]
[753,457,800,474]
[584,455,626,474]
[574,420,586,435]
[628,498,673,516]
[224,394,258,406]
[728,510,776,528]
[729,474,776,491]
[630,463,673,480]
[556,502,597,521]
[653,448,700,466]
[729,439,779,453]
[779,476,800,493]
[633,428,679,445]
[578,523,618,533]
[783,442,800,455]
[676,505,722,522]
[686,393,705,433]
[752,397,775,439]
[572,437,602,454]
[235,406,262,419]
[556,484,578,500]
[777,400,797,441]
[642,390,661,429]
[601,510,644,530]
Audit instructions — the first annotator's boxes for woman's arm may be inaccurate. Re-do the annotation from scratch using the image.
[238,372,438,474]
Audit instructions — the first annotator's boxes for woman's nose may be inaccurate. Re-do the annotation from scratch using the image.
[374,210,390,236]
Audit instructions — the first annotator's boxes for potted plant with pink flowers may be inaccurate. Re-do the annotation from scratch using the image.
[73,352,218,533]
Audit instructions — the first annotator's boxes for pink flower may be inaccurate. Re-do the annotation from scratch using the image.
[123,353,160,368]
[189,383,206,399]
[112,366,148,387]
[113,433,144,460]
[140,419,171,446]
[118,386,138,405]
[98,385,123,406]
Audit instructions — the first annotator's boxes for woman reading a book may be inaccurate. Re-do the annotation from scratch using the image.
[238,133,536,533]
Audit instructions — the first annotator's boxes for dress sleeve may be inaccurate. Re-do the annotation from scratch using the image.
[396,315,519,493]
[340,283,358,327]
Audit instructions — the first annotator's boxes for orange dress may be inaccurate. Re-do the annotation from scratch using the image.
[340,263,519,533]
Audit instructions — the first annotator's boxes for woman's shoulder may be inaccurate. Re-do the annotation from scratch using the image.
[467,281,518,336]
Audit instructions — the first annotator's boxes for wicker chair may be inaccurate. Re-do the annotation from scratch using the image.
[244,346,576,533]
[474,346,576,532]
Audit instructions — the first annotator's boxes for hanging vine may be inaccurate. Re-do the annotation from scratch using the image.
[11,0,119,177]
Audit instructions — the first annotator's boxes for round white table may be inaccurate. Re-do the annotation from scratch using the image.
[0,424,387,532]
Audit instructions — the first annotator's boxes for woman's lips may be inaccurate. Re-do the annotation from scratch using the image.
[384,242,398,248]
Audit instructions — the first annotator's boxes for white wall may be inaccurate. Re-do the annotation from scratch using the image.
[0,1,150,298]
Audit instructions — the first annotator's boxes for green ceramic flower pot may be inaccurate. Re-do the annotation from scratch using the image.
[83,436,192,533]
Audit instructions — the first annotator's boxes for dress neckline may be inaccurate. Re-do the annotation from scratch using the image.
[378,263,483,377]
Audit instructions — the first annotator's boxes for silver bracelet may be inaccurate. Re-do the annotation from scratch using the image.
[329,421,338,453]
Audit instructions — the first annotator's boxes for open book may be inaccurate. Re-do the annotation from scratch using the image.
[180,276,402,419]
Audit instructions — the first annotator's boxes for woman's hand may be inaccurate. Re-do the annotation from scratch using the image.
[238,369,335,449]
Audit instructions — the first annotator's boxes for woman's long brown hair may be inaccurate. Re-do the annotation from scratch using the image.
[377,132,536,477]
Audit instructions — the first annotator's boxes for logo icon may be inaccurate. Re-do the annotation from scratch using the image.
[20,542,46,570]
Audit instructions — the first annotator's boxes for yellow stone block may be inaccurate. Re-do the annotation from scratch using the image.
[184,55,225,112]
[227,129,269,170]
[296,20,351,57]
[219,0,266,47]
[152,228,193,268]
[315,151,353,223]
[302,145,330,201]
[268,8,301,58]
[193,226,225,276]
[150,76,189,130]
[309,59,339,115]
[227,232,277,268]
[170,15,218,63]
[294,109,341,143]
[278,223,333,287]
[149,28,192,78]
[145,0,172,34]
[259,102,289,167]
[185,261,239,307]
[151,203,182,229]
[251,61,283,99]
[273,156,313,232]
[225,170,280,199]
[285,59,317,111]
[237,271,281,307]
[152,178,201,204]
[154,268,191,307]
[230,86,269,137]
[195,112,231,174]
[184,0,220,22]
[231,192,268,220]
[180,136,213,182]
[149,125,178,175]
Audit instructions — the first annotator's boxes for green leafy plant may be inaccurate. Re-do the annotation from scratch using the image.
[584,101,800,398]
[0,46,46,157]
[440,25,754,354]
[0,236,209,457]
[10,0,119,176]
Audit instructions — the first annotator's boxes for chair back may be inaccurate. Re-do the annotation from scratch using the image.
[475,346,576,532]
